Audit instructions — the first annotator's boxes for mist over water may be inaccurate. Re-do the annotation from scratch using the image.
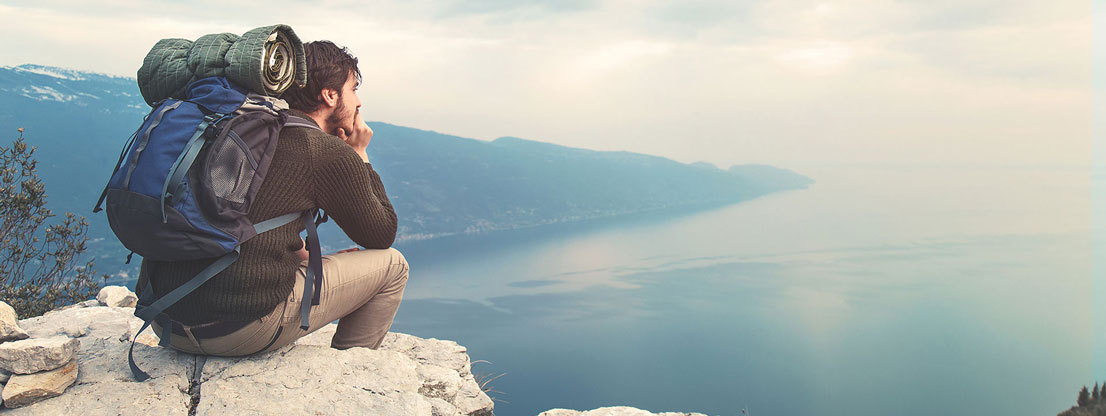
[391,165,1092,416]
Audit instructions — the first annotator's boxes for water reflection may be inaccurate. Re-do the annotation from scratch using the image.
[388,166,1091,416]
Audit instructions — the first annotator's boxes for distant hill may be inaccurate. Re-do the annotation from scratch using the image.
[0,64,813,281]
[367,130,812,240]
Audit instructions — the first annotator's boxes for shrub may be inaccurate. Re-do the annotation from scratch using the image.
[0,128,105,317]
[1078,386,1091,407]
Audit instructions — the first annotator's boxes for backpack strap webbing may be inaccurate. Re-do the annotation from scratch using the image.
[299,209,326,330]
[161,114,222,222]
[128,211,303,381]
[282,115,319,130]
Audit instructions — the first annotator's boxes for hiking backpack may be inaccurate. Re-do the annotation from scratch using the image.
[93,76,326,381]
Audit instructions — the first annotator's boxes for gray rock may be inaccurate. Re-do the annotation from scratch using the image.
[542,411,584,416]
[0,368,10,383]
[298,324,494,415]
[418,363,463,401]
[538,407,710,416]
[2,337,193,415]
[7,305,494,415]
[0,336,79,374]
[5,307,215,415]
[381,331,494,416]
[197,344,433,415]
[1,359,78,408]
[22,305,131,341]
[0,301,29,343]
[96,286,138,308]
[381,332,473,378]
[456,373,495,416]
[429,397,462,416]
[52,299,102,313]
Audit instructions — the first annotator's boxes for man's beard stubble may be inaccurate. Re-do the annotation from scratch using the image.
[326,95,355,136]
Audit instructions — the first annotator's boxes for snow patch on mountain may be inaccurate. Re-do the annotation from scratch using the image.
[6,64,130,83]
[21,85,79,103]
[10,65,86,81]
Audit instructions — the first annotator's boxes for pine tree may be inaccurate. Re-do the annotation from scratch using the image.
[0,128,104,317]
[1094,382,1101,401]
[1078,386,1091,407]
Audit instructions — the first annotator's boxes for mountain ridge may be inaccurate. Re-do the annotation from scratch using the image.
[0,64,813,281]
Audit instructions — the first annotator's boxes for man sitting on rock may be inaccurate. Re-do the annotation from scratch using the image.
[138,40,409,355]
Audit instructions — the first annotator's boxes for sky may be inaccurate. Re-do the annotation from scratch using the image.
[0,0,1093,171]
[1094,0,1105,383]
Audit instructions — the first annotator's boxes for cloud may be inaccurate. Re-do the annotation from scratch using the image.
[0,0,1090,168]
[775,39,856,74]
[429,0,597,19]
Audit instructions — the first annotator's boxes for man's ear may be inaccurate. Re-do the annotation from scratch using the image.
[319,88,340,109]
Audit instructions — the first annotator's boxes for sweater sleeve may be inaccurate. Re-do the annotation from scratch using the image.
[312,148,397,249]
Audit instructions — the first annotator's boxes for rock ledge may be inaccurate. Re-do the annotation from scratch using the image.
[0,301,494,415]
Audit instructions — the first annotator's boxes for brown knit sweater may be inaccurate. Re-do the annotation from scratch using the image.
[135,110,397,325]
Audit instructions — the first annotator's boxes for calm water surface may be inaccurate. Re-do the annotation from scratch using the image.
[389,165,1093,416]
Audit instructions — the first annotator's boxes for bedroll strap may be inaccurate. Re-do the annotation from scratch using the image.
[129,248,241,381]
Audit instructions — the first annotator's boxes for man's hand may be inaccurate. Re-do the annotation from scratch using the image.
[336,111,372,162]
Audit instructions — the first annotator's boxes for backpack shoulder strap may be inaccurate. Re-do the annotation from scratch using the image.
[283,115,322,131]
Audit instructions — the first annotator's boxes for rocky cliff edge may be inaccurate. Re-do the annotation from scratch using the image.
[0,298,494,415]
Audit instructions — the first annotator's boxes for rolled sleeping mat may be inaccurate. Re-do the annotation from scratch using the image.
[137,38,195,107]
[137,24,307,106]
[225,24,307,98]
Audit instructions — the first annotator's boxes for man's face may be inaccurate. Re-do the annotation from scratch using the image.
[326,71,361,136]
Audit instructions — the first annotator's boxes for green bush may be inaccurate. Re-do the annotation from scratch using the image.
[0,128,104,317]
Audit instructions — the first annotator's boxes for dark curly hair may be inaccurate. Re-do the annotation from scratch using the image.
[281,41,361,112]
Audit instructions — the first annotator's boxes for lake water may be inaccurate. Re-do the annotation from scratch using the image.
[388,165,1095,416]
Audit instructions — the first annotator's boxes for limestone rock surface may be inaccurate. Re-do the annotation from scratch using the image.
[96,286,138,308]
[0,336,79,374]
[0,359,78,408]
[538,407,709,416]
[0,301,29,343]
[4,304,494,415]
[299,326,494,415]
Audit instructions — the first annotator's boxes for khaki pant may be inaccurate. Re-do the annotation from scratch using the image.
[153,247,409,355]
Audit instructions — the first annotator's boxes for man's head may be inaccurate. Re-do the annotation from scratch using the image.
[282,41,362,135]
